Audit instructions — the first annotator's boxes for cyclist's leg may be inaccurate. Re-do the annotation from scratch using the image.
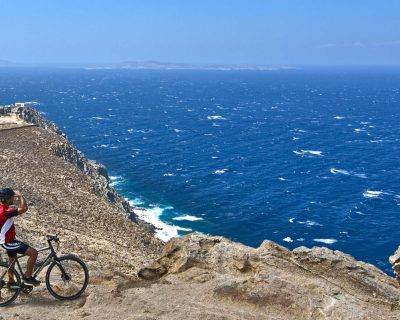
[2,244,17,283]
[7,255,16,283]
[3,240,36,278]
[24,247,38,278]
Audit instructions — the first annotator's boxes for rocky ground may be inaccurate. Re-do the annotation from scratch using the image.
[0,106,399,320]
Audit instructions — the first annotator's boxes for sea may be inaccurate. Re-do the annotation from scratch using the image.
[0,67,399,274]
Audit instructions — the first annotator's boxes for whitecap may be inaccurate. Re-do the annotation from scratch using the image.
[126,198,144,206]
[298,220,323,227]
[283,237,293,243]
[330,168,350,175]
[109,175,123,186]
[207,115,226,120]
[278,177,286,181]
[213,169,228,175]
[173,128,183,133]
[172,215,204,221]
[313,238,337,245]
[288,218,295,223]
[293,150,323,157]
[363,190,383,199]
[133,206,192,242]
[127,129,134,133]
[163,173,175,177]
[330,168,367,179]
[334,116,345,120]
[91,116,107,120]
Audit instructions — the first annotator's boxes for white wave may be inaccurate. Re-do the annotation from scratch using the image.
[283,237,293,243]
[330,168,350,175]
[330,168,367,179]
[353,173,367,179]
[278,177,286,181]
[313,238,337,245]
[126,197,145,206]
[133,206,192,242]
[334,116,345,120]
[173,128,183,133]
[109,175,123,186]
[293,150,323,157]
[127,129,134,133]
[363,190,383,199]
[163,173,175,177]
[293,128,306,133]
[22,101,40,106]
[298,220,322,227]
[289,218,295,223]
[172,214,204,221]
[213,169,228,175]
[91,116,107,120]
[207,115,226,120]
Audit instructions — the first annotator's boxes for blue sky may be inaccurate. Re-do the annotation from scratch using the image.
[0,0,399,66]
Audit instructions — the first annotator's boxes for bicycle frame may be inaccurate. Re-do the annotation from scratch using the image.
[2,237,62,280]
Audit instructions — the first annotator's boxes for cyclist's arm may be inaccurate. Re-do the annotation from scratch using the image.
[14,191,28,215]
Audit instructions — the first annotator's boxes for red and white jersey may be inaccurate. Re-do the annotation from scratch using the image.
[0,204,18,244]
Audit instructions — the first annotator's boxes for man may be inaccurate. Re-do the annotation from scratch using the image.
[0,188,40,286]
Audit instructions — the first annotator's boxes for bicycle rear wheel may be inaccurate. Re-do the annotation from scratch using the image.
[45,255,89,300]
[0,262,21,307]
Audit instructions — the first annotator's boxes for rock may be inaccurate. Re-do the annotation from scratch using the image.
[390,246,400,281]
[139,233,400,319]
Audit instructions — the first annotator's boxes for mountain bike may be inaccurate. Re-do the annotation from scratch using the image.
[0,234,89,306]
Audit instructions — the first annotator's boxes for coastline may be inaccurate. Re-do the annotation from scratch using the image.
[1,103,399,319]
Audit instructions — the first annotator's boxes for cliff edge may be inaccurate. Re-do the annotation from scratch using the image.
[0,105,399,320]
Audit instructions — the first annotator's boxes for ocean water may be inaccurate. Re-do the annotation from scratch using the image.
[1,67,399,273]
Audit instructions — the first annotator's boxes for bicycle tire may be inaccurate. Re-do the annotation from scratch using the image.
[45,254,89,300]
[0,262,21,307]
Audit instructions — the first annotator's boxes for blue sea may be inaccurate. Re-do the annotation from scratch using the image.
[1,67,399,273]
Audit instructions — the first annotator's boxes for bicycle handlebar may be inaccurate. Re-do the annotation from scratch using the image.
[46,234,59,242]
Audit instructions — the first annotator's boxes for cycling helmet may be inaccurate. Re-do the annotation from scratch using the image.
[0,188,15,204]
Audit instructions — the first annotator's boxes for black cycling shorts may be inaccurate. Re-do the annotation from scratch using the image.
[1,240,29,257]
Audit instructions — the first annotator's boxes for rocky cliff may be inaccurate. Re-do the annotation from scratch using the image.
[0,105,399,320]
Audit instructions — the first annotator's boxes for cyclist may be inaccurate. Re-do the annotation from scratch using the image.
[0,188,40,286]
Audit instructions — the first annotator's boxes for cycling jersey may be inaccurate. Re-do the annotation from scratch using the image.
[0,203,18,244]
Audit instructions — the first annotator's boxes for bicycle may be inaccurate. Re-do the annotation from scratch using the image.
[0,234,89,306]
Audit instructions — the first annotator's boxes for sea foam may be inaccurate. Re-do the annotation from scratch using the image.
[293,150,323,157]
[133,206,191,242]
[363,190,383,199]
[313,238,337,245]
[172,214,204,221]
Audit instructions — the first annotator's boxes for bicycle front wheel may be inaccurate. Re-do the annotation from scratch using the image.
[0,262,21,307]
[45,255,89,300]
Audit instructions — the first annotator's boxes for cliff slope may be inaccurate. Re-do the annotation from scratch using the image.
[0,106,399,320]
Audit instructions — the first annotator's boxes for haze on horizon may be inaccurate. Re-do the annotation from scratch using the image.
[0,0,399,67]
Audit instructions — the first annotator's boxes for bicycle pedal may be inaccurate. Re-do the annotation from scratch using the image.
[21,284,33,294]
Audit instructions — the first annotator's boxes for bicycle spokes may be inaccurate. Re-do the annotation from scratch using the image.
[47,258,87,298]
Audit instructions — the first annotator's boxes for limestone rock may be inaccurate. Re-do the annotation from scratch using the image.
[390,246,400,281]
[139,233,400,319]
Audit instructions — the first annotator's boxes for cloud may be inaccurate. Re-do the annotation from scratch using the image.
[316,40,400,49]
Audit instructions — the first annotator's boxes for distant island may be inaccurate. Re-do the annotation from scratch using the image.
[85,60,296,71]
[0,59,295,71]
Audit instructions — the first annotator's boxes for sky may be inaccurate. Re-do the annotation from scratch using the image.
[0,0,399,66]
